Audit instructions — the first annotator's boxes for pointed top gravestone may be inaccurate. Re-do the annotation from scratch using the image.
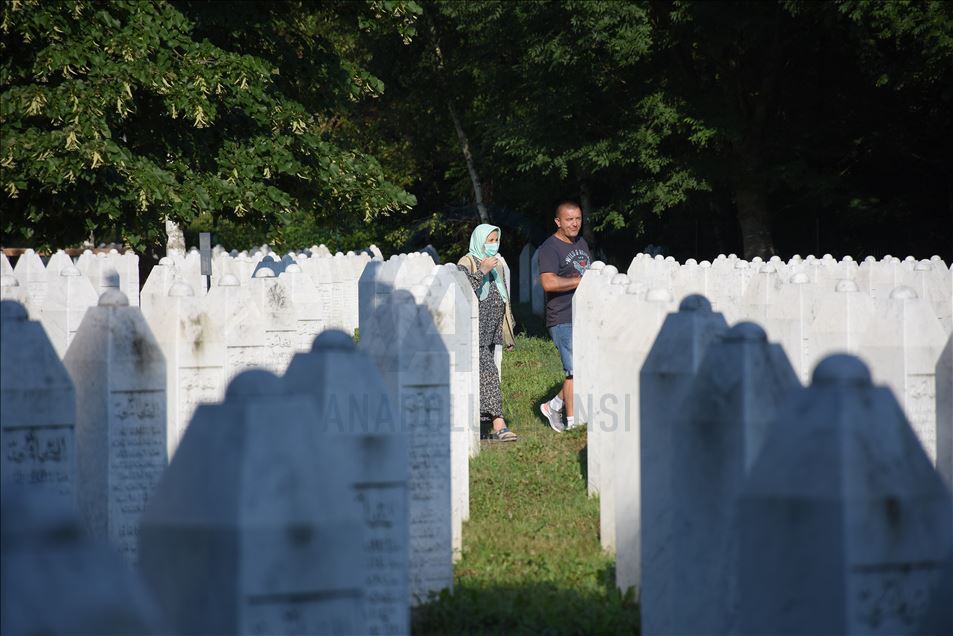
[1,300,76,505]
[738,354,953,636]
[634,295,729,618]
[283,331,411,635]
[139,369,367,636]
[64,291,166,564]
[359,291,453,604]
[667,322,800,636]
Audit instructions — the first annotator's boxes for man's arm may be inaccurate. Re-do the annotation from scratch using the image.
[540,272,580,293]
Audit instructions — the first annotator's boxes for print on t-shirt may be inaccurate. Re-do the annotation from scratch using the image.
[538,235,592,327]
[565,248,589,275]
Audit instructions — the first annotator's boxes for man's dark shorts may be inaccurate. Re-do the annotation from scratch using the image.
[549,322,573,376]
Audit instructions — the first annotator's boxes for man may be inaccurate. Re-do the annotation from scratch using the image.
[538,201,591,432]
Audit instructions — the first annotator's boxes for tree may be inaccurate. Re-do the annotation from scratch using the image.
[1,0,417,252]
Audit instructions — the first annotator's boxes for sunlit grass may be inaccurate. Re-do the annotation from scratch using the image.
[412,304,640,634]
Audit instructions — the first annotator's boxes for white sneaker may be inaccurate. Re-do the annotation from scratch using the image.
[540,402,565,433]
[566,419,584,431]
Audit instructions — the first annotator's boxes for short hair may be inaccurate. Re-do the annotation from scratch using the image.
[555,201,581,219]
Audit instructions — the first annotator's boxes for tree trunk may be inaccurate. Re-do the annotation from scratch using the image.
[577,172,597,250]
[447,100,490,224]
[733,170,774,259]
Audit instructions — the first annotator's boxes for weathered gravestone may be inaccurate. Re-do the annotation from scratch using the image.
[280,263,324,351]
[64,290,166,564]
[207,274,266,383]
[11,248,48,307]
[284,331,411,636]
[738,354,953,636]
[530,247,544,317]
[139,370,367,636]
[39,265,99,358]
[594,281,675,555]
[862,286,948,466]
[0,274,37,317]
[519,243,533,304]
[0,300,76,505]
[359,290,453,604]
[667,322,800,635]
[633,295,728,613]
[0,252,12,276]
[141,282,225,459]
[1,487,167,635]
[248,268,297,374]
[936,333,953,489]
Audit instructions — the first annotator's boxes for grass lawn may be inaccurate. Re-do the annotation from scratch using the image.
[412,304,640,634]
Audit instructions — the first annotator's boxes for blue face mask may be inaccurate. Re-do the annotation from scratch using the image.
[484,242,499,257]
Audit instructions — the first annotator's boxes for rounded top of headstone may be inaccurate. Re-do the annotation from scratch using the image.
[889,257,901,264]
[346,250,356,257]
[168,281,194,297]
[664,256,676,263]
[904,255,916,262]
[882,254,893,261]
[219,274,240,286]
[0,299,28,321]
[715,254,727,260]
[759,264,776,273]
[769,255,781,263]
[23,248,35,256]
[725,321,767,342]
[700,260,711,268]
[226,369,281,400]
[812,354,871,387]
[863,255,876,264]
[98,289,129,306]
[835,279,859,292]
[889,286,918,300]
[60,265,81,277]
[685,258,698,267]
[646,288,673,303]
[1,274,19,287]
[842,255,854,263]
[611,273,630,285]
[751,256,763,264]
[311,329,355,352]
[654,254,664,262]
[589,261,606,270]
[734,260,750,270]
[915,260,932,271]
[158,256,173,266]
[96,252,107,259]
[791,254,802,261]
[603,265,619,277]
[678,294,712,313]
[285,263,302,274]
[930,254,942,262]
[253,268,275,278]
[790,272,810,284]
[822,253,834,261]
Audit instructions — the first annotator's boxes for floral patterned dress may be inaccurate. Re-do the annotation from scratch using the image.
[458,260,505,420]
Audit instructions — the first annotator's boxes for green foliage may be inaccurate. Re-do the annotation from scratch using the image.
[0,0,417,252]
[413,327,640,634]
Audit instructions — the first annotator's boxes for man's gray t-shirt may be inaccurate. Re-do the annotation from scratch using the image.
[538,234,591,327]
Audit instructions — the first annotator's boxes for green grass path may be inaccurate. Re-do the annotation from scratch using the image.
[413,308,640,634]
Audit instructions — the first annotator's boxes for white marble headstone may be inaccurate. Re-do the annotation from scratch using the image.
[64,290,166,563]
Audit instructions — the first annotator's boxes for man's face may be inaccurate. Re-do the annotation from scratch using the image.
[555,206,582,239]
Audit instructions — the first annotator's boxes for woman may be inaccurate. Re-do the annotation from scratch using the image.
[457,224,518,442]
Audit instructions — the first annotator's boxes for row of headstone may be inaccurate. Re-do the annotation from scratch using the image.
[576,253,952,572]
[629,297,952,634]
[2,293,425,634]
[2,249,141,357]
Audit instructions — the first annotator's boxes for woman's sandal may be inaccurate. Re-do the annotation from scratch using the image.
[492,426,518,442]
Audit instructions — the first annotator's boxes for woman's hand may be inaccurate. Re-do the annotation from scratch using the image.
[479,256,498,275]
